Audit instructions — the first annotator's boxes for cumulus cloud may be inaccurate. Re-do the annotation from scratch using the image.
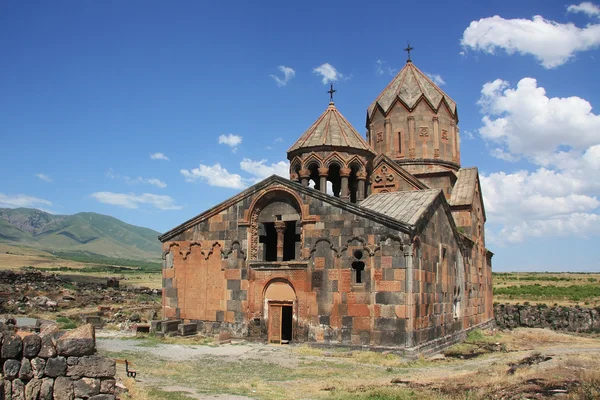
[567,2,600,18]
[90,192,181,210]
[35,173,53,183]
[476,78,600,245]
[0,193,52,209]
[180,163,245,189]
[240,159,289,182]
[270,66,295,87]
[461,14,600,68]
[218,134,242,152]
[150,152,169,161]
[425,72,446,86]
[313,63,343,84]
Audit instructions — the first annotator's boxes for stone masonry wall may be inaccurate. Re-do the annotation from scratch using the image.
[494,303,600,333]
[1,323,116,400]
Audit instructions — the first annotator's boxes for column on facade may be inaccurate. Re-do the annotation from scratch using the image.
[318,167,329,194]
[369,123,375,148]
[432,116,439,158]
[274,221,286,262]
[340,167,351,202]
[356,171,367,202]
[299,169,310,187]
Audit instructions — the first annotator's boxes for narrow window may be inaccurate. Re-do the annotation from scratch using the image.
[397,132,402,153]
[283,221,300,261]
[259,223,278,261]
[352,250,365,284]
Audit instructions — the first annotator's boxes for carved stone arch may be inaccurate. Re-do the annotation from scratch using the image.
[337,236,366,258]
[246,187,305,261]
[263,277,297,299]
[162,242,181,260]
[223,240,246,260]
[302,153,324,170]
[324,153,346,169]
[308,238,338,259]
[203,241,223,260]
[346,155,366,172]
[182,241,203,260]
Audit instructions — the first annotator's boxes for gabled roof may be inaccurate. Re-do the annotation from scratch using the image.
[367,61,457,119]
[360,189,441,226]
[373,154,429,190]
[449,167,487,221]
[159,175,414,242]
[288,102,374,154]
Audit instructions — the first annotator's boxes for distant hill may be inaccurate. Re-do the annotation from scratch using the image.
[0,208,162,262]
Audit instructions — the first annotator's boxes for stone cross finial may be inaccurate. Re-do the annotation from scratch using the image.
[404,41,414,62]
[327,83,337,103]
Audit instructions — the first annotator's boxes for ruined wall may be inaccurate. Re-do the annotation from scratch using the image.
[1,323,116,400]
[495,304,600,333]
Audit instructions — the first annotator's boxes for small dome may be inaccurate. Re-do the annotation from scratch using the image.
[368,62,457,119]
[288,102,374,154]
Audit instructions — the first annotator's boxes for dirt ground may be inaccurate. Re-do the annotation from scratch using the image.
[96,328,600,400]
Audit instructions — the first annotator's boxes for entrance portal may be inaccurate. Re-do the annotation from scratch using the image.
[264,280,296,344]
[268,302,293,344]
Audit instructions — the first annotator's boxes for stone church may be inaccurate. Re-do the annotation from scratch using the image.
[159,57,493,352]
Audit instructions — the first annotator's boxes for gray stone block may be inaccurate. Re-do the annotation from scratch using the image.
[19,357,33,380]
[67,356,115,378]
[99,379,115,394]
[1,333,22,358]
[53,376,74,400]
[45,356,67,378]
[74,377,100,398]
[25,378,43,400]
[4,359,21,379]
[40,377,54,400]
[32,357,47,378]
[12,379,25,400]
[22,334,42,358]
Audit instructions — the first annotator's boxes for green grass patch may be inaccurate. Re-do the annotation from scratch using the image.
[56,316,77,329]
[494,284,600,302]
[146,388,197,400]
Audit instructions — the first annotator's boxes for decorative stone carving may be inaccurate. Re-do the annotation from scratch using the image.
[409,148,416,158]
[419,127,429,137]
[249,207,260,260]
[434,149,440,158]
[441,129,448,140]
[376,132,383,142]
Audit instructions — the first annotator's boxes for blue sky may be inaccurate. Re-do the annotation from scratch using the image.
[1,1,599,271]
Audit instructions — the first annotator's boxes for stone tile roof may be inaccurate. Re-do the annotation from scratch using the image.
[288,102,374,153]
[359,189,441,226]
[450,167,478,206]
[368,62,457,118]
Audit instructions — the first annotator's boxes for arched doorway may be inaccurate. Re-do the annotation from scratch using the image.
[264,280,295,344]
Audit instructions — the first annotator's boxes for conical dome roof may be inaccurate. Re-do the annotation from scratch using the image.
[288,102,374,154]
[367,62,457,119]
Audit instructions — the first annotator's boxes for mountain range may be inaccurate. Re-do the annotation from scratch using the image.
[0,208,162,262]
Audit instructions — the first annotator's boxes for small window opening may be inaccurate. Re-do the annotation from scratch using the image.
[397,132,402,153]
[283,221,300,261]
[260,223,278,261]
[276,214,282,221]
[352,261,365,284]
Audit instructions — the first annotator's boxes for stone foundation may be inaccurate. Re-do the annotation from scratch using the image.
[494,303,600,332]
[1,323,116,400]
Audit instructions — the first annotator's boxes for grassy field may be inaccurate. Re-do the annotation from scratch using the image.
[101,328,600,400]
[493,272,600,306]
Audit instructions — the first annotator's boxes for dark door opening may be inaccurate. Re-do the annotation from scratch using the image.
[260,222,277,261]
[280,305,293,343]
[283,221,300,261]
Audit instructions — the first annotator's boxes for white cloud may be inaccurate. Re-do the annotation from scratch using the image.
[477,77,600,245]
[313,63,343,85]
[218,134,242,152]
[425,72,446,86]
[35,173,53,183]
[240,159,289,182]
[270,66,295,87]
[567,2,600,18]
[375,60,396,76]
[150,152,169,161]
[180,163,245,189]
[107,169,167,188]
[144,178,167,189]
[0,193,52,209]
[461,14,600,68]
[462,130,475,140]
[478,77,600,159]
[90,192,181,210]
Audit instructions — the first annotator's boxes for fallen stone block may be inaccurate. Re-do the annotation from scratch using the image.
[133,324,150,334]
[178,323,197,336]
[57,323,96,357]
